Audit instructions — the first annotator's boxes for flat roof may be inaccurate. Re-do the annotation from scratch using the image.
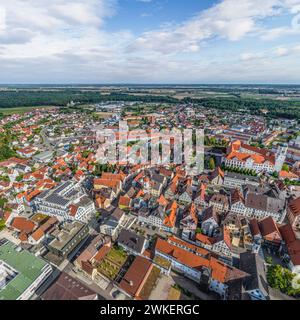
[49,222,87,251]
[0,239,49,300]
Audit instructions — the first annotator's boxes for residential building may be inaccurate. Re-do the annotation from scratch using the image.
[117,229,147,256]
[154,237,248,299]
[118,256,154,299]
[180,203,198,241]
[223,171,260,190]
[279,224,300,273]
[209,192,229,213]
[99,207,126,239]
[200,206,221,237]
[230,185,286,223]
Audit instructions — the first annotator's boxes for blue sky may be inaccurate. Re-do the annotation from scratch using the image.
[0,0,300,83]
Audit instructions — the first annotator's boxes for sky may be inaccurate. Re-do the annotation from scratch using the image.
[0,0,300,84]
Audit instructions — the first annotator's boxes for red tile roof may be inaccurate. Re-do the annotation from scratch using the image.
[163,201,178,228]
[155,238,248,283]
[11,217,36,234]
[279,224,300,266]
[119,196,131,207]
[288,197,300,218]
[119,256,153,298]
[258,217,282,243]
[31,228,45,241]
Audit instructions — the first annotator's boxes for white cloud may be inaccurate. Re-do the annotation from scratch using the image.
[275,46,290,56]
[129,0,284,54]
[240,52,266,61]
[0,0,300,83]
[0,6,6,32]
[0,0,119,58]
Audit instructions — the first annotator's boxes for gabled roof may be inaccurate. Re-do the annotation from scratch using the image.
[279,224,300,266]
[94,178,121,189]
[11,217,36,234]
[214,227,231,248]
[118,256,152,298]
[117,229,146,254]
[279,170,298,179]
[163,201,178,228]
[258,217,282,243]
[155,238,248,284]
[210,167,224,180]
[119,196,131,207]
[157,194,169,207]
[195,233,215,245]
[202,206,220,224]
[210,193,229,206]
[288,197,300,218]
[231,189,244,205]
[30,228,45,241]
[249,218,261,236]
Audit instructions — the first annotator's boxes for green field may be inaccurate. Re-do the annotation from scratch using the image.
[0,106,55,115]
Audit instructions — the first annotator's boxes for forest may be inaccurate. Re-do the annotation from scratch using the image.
[0,89,299,120]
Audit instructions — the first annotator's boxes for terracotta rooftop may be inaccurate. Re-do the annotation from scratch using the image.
[288,197,300,218]
[119,256,153,298]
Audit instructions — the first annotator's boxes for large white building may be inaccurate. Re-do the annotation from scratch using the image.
[33,180,95,222]
[224,140,287,174]
[154,237,248,299]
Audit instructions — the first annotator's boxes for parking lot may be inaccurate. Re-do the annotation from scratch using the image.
[129,220,173,240]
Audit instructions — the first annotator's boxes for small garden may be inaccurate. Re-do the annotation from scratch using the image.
[97,245,128,280]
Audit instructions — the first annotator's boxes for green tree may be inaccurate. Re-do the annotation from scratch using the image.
[265,256,273,265]
[267,264,300,297]
[195,227,203,234]
[15,174,24,182]
[282,163,290,172]
[209,157,216,170]
[0,198,8,209]
[0,219,6,231]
